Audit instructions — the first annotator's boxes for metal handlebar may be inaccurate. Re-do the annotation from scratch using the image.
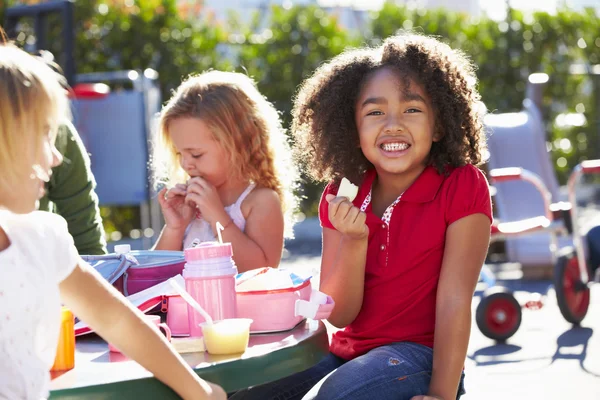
[581,159,600,174]
[489,167,554,222]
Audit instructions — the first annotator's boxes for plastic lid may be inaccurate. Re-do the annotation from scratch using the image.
[184,241,233,261]
[183,266,237,278]
[114,244,131,254]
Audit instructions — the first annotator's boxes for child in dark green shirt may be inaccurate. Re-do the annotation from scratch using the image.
[38,121,107,255]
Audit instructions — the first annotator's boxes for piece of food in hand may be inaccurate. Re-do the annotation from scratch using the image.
[336,177,359,202]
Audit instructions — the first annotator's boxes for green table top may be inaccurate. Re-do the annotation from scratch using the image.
[49,320,329,399]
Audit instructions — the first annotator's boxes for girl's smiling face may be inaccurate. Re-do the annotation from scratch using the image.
[355,66,440,178]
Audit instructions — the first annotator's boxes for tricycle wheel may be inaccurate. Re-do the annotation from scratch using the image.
[476,287,522,342]
[554,252,590,324]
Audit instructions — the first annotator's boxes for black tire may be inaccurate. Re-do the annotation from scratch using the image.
[554,251,590,324]
[476,287,522,342]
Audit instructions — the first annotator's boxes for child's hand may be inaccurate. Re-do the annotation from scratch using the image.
[325,194,368,240]
[186,177,229,228]
[60,262,227,400]
[204,382,227,399]
[157,185,196,231]
[411,396,444,400]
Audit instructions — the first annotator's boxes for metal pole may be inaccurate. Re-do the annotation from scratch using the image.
[592,67,600,159]
[33,13,46,52]
[62,0,76,87]
[525,73,549,113]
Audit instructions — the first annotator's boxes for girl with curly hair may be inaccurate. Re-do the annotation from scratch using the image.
[232,33,492,400]
[152,71,299,272]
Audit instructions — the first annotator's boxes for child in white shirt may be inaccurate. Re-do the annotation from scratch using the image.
[0,41,225,400]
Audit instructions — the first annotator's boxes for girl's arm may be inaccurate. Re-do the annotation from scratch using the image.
[153,225,185,251]
[319,227,368,328]
[59,262,225,400]
[317,194,369,328]
[426,213,491,400]
[218,188,285,272]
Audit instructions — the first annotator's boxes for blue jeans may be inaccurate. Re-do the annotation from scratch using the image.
[587,226,600,273]
[229,342,466,400]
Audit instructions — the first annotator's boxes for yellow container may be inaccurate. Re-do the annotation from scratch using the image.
[200,319,253,355]
[51,307,75,372]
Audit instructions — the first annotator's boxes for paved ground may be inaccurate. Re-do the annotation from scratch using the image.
[465,282,600,399]
[280,244,600,400]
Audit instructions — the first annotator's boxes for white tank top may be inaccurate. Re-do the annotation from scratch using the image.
[183,183,256,249]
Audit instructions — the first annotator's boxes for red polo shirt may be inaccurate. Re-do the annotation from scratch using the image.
[319,164,492,360]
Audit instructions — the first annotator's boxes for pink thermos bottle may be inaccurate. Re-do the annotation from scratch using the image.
[183,242,238,337]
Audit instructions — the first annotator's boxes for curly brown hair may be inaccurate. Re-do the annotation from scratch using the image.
[292,33,487,184]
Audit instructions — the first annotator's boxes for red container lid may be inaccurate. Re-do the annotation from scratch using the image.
[184,241,233,262]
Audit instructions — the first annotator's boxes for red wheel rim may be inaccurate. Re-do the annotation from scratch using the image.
[485,297,519,335]
[563,257,590,318]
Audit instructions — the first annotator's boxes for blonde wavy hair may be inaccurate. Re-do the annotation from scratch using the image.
[0,43,69,194]
[153,71,299,237]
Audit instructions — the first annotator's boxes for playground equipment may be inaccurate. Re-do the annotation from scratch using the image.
[476,73,600,341]
[5,0,163,248]
[553,160,600,324]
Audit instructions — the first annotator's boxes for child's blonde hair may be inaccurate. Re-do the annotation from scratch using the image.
[0,44,69,192]
[153,71,299,237]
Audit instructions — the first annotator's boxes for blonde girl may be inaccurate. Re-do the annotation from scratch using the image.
[0,42,225,400]
[152,71,299,272]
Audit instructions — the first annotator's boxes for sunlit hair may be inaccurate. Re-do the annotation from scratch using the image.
[293,32,487,184]
[0,43,69,194]
[153,71,299,237]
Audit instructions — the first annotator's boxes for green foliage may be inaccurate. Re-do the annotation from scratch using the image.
[370,4,600,182]
[234,5,359,212]
[70,0,229,96]
[237,5,359,126]
[2,0,599,235]
[2,0,228,97]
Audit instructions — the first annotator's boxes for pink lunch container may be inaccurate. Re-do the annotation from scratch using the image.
[83,250,185,296]
[236,279,312,333]
[113,251,185,296]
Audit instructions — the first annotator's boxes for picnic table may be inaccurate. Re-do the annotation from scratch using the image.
[49,320,329,399]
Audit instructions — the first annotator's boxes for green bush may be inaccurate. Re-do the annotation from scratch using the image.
[236,5,360,214]
[3,0,228,97]
[2,1,598,237]
[370,4,600,182]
